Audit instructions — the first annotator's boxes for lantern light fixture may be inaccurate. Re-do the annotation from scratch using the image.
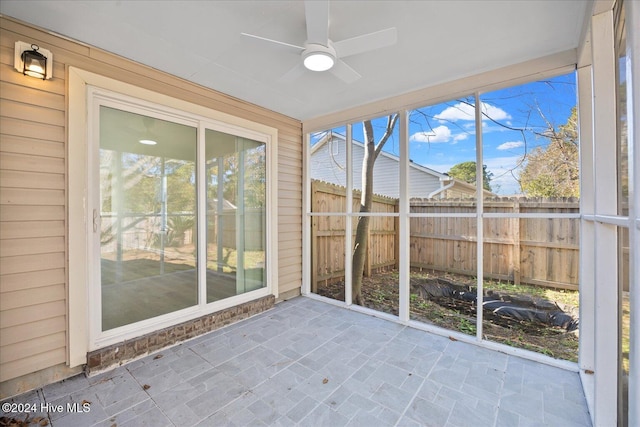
[14,41,53,80]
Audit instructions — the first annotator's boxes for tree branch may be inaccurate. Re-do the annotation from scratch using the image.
[374,114,399,160]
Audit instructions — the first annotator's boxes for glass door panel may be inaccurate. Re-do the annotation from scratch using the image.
[99,106,197,331]
[205,129,266,302]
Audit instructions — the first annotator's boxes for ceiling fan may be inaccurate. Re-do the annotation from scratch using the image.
[241,0,397,83]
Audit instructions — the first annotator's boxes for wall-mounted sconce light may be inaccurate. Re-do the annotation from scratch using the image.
[14,41,53,80]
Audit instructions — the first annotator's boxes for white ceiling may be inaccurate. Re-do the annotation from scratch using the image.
[1,0,591,121]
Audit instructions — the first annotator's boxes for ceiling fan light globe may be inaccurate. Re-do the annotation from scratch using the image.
[303,52,335,71]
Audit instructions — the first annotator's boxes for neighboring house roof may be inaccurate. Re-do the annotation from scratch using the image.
[311,132,494,199]
[443,180,495,199]
[311,131,448,178]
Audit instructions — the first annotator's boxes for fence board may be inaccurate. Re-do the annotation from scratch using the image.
[311,181,584,290]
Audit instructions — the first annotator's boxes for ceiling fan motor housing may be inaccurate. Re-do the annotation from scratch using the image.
[302,43,336,71]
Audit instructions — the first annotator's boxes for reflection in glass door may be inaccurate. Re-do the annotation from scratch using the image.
[205,129,266,303]
[99,106,197,331]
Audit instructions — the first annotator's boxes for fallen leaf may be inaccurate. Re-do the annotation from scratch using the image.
[585,369,594,375]
[322,378,328,384]
[448,336,458,341]
[153,354,163,360]
[39,419,49,426]
[81,399,91,405]
[143,384,151,390]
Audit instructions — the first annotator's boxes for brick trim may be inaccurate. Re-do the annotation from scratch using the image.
[85,295,275,375]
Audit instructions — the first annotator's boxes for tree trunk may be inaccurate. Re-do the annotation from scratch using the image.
[352,120,376,305]
[351,115,399,305]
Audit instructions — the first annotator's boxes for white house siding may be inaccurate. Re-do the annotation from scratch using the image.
[0,16,302,394]
[310,138,348,188]
[408,167,443,199]
[311,137,442,199]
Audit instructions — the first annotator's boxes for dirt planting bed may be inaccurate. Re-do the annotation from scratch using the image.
[316,269,579,362]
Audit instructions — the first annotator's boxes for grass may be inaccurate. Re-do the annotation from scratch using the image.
[410,270,579,308]
[623,292,630,373]
[361,270,580,361]
[457,318,477,335]
[483,279,579,308]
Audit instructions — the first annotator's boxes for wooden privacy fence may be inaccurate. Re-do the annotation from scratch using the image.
[311,180,581,291]
[410,198,579,290]
[311,181,398,291]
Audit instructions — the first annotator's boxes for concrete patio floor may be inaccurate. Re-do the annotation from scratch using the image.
[1,297,592,426]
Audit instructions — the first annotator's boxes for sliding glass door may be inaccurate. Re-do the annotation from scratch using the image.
[92,90,272,340]
[205,129,266,303]
[99,106,198,331]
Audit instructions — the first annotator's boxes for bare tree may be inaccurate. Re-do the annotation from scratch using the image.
[519,106,579,197]
[350,87,575,304]
[352,115,399,305]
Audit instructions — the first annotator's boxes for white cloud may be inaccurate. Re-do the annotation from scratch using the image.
[410,125,452,143]
[434,103,475,122]
[480,103,512,121]
[453,133,469,142]
[497,141,524,150]
[434,102,511,122]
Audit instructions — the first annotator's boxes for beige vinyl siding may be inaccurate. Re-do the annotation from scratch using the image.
[0,16,302,385]
[277,133,303,295]
[0,22,67,382]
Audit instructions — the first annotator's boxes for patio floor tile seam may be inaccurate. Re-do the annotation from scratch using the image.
[278,319,403,419]
[121,336,251,426]
[491,355,508,427]
[93,367,163,426]
[1,297,591,427]
[394,342,449,427]
[299,299,513,427]
[326,322,418,424]
[189,305,369,426]
[200,300,420,426]
[130,365,198,427]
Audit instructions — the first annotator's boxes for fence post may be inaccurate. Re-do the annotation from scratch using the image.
[310,181,318,293]
[394,202,400,270]
[513,198,521,285]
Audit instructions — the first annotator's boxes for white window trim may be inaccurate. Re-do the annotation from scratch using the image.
[68,68,277,362]
[629,2,640,426]
[577,63,596,418]
[586,8,621,426]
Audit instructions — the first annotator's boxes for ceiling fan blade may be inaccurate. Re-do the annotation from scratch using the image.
[305,0,329,46]
[278,63,307,83]
[330,59,361,84]
[333,27,397,58]
[241,32,305,52]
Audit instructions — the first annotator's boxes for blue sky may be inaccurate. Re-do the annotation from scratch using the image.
[332,72,577,195]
